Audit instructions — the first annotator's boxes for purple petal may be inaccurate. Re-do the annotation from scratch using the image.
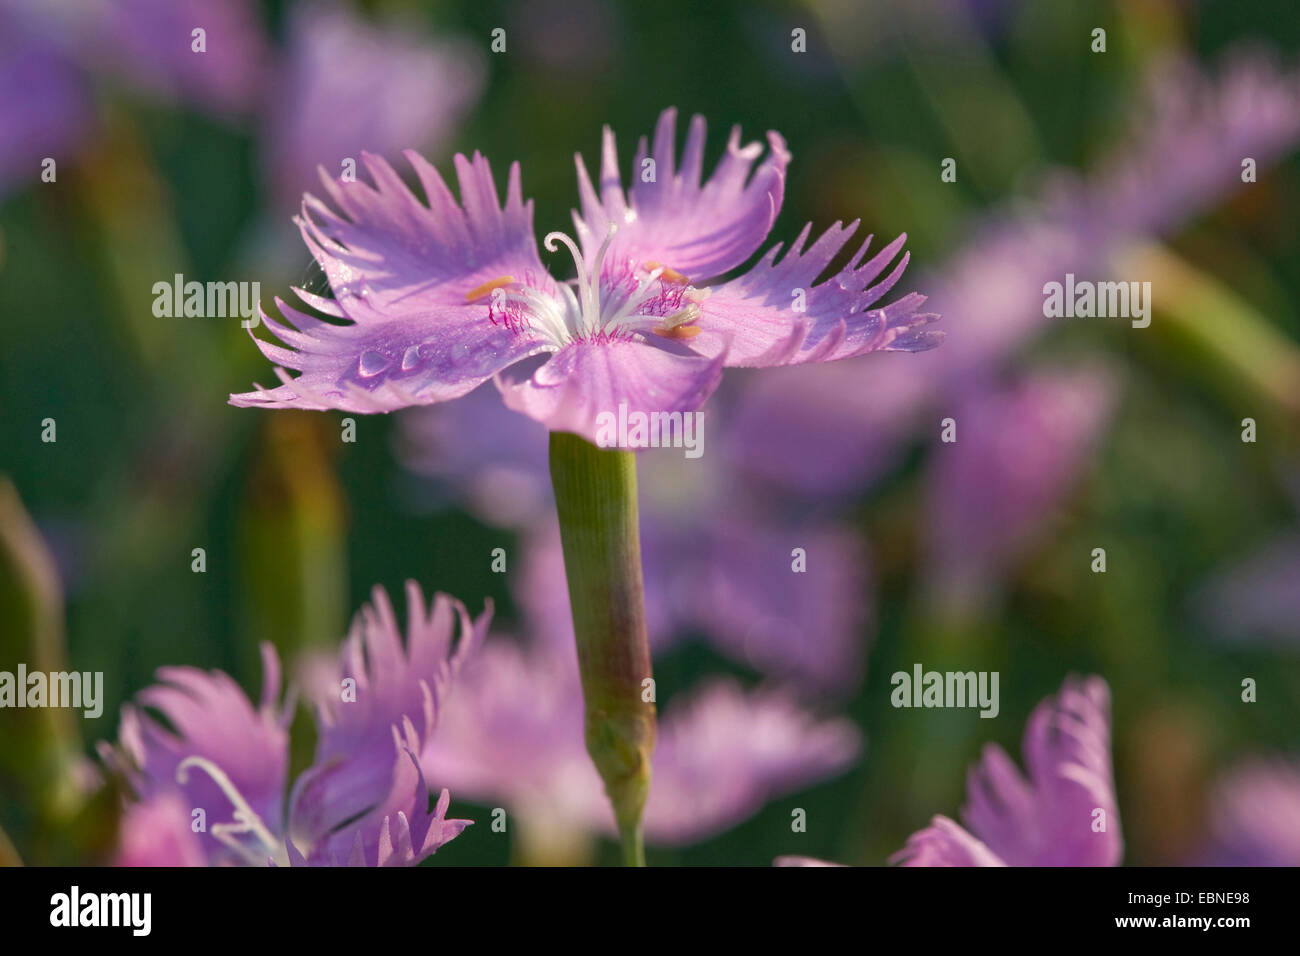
[691,223,941,367]
[773,855,846,867]
[1192,534,1300,650]
[113,795,208,867]
[963,675,1123,866]
[890,815,1007,867]
[687,517,870,693]
[232,151,557,412]
[289,583,488,860]
[496,338,725,445]
[420,633,593,806]
[573,107,790,281]
[1202,759,1300,866]
[642,681,861,845]
[0,13,92,197]
[721,360,931,501]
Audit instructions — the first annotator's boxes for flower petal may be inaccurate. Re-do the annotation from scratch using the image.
[495,338,725,445]
[642,681,861,845]
[690,222,942,366]
[114,795,208,867]
[232,150,557,412]
[962,675,1123,866]
[686,518,870,693]
[289,583,489,860]
[890,815,1007,867]
[573,107,790,281]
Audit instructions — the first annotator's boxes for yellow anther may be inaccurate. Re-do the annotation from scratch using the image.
[652,303,702,339]
[644,260,690,285]
[653,324,703,340]
[465,275,515,302]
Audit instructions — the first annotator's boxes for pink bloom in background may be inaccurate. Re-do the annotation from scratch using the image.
[1199,759,1300,866]
[0,7,93,198]
[399,388,872,692]
[724,51,1300,504]
[114,793,209,868]
[522,517,869,693]
[232,107,940,438]
[0,0,266,195]
[720,360,931,501]
[1193,470,1300,649]
[95,0,270,116]
[418,595,861,853]
[105,585,489,867]
[892,676,1123,867]
[923,366,1117,612]
[772,855,845,867]
[263,2,485,212]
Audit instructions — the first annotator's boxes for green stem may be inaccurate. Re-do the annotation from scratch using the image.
[548,432,655,867]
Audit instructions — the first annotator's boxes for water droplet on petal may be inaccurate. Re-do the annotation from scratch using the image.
[401,345,421,370]
[358,350,389,377]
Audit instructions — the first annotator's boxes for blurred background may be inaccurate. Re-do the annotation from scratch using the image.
[2,0,1299,866]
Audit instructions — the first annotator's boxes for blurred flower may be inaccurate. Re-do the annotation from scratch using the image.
[104,584,489,867]
[1049,49,1300,244]
[114,794,207,868]
[232,107,940,439]
[419,602,861,853]
[1192,470,1300,649]
[923,365,1117,613]
[721,360,931,501]
[398,382,554,527]
[772,855,845,866]
[263,2,485,213]
[93,0,270,115]
[725,51,1300,501]
[1199,759,1300,866]
[400,390,871,691]
[1193,536,1300,649]
[523,516,869,693]
[0,0,268,196]
[0,5,92,197]
[931,49,1300,385]
[892,675,1123,866]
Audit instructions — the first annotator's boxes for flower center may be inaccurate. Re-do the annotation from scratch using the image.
[465,226,707,348]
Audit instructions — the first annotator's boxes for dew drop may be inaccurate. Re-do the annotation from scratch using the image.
[358,350,389,377]
[401,345,421,370]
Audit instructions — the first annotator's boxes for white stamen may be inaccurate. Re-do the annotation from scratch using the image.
[480,224,707,346]
[177,755,289,867]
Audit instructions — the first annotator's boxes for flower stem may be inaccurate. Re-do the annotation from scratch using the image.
[548,431,655,867]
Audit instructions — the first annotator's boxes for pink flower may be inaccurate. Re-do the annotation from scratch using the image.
[232,108,940,443]
[103,584,489,867]
[892,676,1123,866]
[418,614,861,850]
